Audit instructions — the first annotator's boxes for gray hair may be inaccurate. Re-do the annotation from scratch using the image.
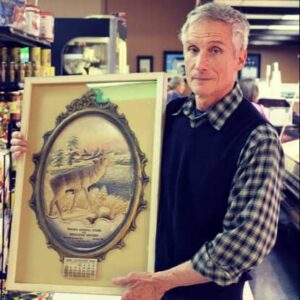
[239,78,259,102]
[168,76,185,90]
[180,3,250,52]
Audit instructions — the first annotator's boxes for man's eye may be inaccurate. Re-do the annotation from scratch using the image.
[187,46,199,53]
[210,47,222,54]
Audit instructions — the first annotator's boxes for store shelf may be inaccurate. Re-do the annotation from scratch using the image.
[0,26,51,48]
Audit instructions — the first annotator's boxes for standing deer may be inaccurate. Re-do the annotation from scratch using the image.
[48,152,109,219]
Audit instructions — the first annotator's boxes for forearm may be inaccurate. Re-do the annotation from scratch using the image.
[153,260,210,293]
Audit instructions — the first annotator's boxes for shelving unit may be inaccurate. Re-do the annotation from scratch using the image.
[0,150,11,297]
[0,24,52,298]
[0,26,51,48]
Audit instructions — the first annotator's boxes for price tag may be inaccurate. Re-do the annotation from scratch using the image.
[63,257,97,280]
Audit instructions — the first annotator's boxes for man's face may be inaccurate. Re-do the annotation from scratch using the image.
[183,20,246,109]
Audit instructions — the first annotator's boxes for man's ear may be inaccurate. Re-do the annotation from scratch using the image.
[237,50,247,71]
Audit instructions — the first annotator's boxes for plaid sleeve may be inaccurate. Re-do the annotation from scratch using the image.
[191,124,285,286]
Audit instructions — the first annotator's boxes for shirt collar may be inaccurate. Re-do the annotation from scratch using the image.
[172,82,243,130]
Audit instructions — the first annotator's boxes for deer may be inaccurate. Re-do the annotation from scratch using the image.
[48,151,109,219]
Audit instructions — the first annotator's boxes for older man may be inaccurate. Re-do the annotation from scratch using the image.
[113,3,284,300]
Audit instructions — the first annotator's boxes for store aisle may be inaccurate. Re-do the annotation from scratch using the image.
[249,217,299,300]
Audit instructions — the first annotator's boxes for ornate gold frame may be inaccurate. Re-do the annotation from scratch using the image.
[7,73,166,295]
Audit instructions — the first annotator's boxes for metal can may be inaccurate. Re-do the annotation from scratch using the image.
[10,47,21,63]
[40,11,54,42]
[30,47,41,66]
[1,47,8,63]
[41,48,52,67]
[25,5,40,37]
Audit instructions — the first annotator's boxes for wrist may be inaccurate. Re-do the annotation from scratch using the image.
[152,270,178,293]
[151,261,210,293]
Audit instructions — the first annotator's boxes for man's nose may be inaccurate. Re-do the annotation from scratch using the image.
[194,52,209,70]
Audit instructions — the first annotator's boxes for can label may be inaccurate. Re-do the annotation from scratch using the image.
[30,47,41,66]
[41,49,52,67]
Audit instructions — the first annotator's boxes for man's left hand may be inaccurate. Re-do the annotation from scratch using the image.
[113,272,167,300]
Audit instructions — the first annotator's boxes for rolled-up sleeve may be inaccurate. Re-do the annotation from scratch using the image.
[191,124,285,286]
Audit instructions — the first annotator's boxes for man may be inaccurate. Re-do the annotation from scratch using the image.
[166,76,186,104]
[112,3,284,300]
[11,3,284,300]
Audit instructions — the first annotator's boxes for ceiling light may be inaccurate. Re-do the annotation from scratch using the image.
[250,40,280,46]
[251,25,299,31]
[282,15,299,20]
[215,0,299,8]
[246,14,300,21]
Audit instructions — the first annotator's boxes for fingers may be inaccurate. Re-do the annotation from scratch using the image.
[10,131,27,160]
[113,272,151,287]
[112,276,131,287]
[11,132,27,147]
[10,137,27,147]
[10,145,27,158]
[10,134,27,160]
[11,131,24,139]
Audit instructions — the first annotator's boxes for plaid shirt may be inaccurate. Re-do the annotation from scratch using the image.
[174,84,285,286]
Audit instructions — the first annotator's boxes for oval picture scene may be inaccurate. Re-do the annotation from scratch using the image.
[37,108,142,257]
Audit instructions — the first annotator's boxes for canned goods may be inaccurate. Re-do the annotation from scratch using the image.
[30,47,41,66]
[40,11,54,42]
[10,47,21,63]
[41,48,52,67]
[1,47,8,63]
[25,5,40,37]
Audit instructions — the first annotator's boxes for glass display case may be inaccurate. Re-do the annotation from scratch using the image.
[52,16,127,76]
[62,36,127,75]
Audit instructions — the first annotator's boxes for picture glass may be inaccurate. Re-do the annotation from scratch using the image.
[240,53,261,79]
[40,112,136,254]
[139,59,151,72]
[137,56,153,73]
[164,52,185,76]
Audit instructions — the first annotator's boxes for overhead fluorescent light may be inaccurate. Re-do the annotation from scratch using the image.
[250,40,280,46]
[246,14,282,19]
[246,14,299,21]
[251,25,299,30]
[282,15,299,20]
[251,35,296,41]
[215,0,299,8]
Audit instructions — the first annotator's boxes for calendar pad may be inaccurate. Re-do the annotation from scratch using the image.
[63,257,97,280]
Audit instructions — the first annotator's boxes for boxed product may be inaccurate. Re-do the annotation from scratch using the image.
[0,0,26,30]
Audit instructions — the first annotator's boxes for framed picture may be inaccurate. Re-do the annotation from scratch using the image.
[7,73,167,295]
[136,55,153,72]
[239,53,261,79]
[163,51,185,76]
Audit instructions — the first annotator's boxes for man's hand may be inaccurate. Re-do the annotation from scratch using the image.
[113,261,210,300]
[10,131,27,160]
[113,272,168,300]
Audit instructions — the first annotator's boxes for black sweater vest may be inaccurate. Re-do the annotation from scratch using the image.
[155,97,266,300]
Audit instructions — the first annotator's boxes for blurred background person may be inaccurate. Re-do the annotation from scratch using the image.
[167,75,186,104]
[239,78,269,119]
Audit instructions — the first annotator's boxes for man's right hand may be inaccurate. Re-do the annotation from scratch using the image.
[10,131,27,160]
